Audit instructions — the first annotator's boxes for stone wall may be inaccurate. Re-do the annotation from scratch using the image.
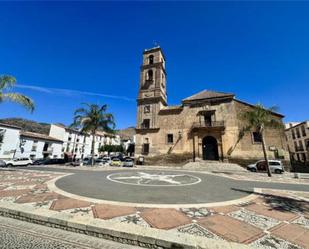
[230,100,289,161]
[136,99,289,164]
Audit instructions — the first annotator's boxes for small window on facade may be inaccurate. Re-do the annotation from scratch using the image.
[299,140,304,150]
[144,105,150,113]
[294,141,298,150]
[142,119,150,129]
[167,134,173,144]
[142,143,149,155]
[292,130,296,139]
[148,55,154,64]
[296,128,301,138]
[252,132,262,143]
[301,125,306,137]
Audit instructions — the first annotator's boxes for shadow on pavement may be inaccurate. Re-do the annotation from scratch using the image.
[231,187,309,214]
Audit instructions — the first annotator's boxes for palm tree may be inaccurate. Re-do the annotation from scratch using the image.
[241,104,284,177]
[71,103,115,166]
[0,75,34,112]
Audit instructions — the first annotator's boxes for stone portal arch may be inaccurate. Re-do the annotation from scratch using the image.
[202,136,219,160]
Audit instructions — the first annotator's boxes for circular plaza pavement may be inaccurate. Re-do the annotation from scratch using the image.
[53,168,309,206]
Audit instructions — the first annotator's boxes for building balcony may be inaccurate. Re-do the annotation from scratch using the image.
[190,121,225,132]
[136,126,160,132]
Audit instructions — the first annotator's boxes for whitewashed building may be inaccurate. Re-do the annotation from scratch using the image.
[0,123,63,160]
[15,131,63,159]
[0,123,21,159]
[49,124,121,160]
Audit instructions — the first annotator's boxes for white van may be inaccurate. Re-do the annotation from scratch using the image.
[5,158,33,167]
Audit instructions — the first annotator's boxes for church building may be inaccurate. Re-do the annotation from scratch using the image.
[135,47,289,162]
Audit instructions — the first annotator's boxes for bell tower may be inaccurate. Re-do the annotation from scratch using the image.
[137,47,167,129]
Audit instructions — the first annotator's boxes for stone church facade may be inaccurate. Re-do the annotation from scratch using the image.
[135,47,289,162]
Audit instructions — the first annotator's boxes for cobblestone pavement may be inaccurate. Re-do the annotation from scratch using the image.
[0,216,140,249]
[0,167,308,248]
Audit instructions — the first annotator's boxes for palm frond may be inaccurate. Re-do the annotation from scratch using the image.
[3,93,35,112]
[74,108,88,116]
[0,75,16,90]
[241,103,283,131]
[71,103,115,134]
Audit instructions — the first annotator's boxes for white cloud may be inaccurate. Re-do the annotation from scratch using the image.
[16,84,135,102]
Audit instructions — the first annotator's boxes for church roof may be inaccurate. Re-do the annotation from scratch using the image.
[182,90,235,102]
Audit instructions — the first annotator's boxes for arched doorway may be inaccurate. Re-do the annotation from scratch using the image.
[202,136,219,160]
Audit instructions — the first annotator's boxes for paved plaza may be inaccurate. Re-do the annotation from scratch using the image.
[0,165,308,248]
[0,216,140,249]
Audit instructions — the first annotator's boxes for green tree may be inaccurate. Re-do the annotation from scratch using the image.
[71,103,115,166]
[99,144,124,154]
[0,75,34,112]
[241,104,284,177]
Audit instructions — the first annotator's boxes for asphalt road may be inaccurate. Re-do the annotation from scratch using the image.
[17,166,309,205]
[0,216,140,249]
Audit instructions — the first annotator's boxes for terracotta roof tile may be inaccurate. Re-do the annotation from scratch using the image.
[182,90,234,102]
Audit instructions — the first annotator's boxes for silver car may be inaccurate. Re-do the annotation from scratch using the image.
[247,160,284,174]
[123,158,134,167]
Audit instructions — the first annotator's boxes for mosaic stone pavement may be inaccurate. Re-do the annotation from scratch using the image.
[0,169,309,248]
[0,216,140,249]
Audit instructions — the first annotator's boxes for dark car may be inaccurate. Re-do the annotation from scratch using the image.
[32,159,46,165]
[35,158,66,165]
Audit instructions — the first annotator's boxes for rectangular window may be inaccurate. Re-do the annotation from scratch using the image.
[204,114,212,126]
[142,119,150,129]
[294,141,298,151]
[296,128,301,138]
[142,143,149,155]
[144,105,150,113]
[167,134,173,144]
[299,141,304,151]
[31,141,38,152]
[252,132,262,143]
[301,125,306,137]
[292,130,296,139]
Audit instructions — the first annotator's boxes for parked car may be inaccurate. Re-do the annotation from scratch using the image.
[110,158,122,167]
[247,160,284,174]
[123,158,134,167]
[32,159,47,165]
[70,160,81,167]
[95,158,105,166]
[5,158,32,167]
[102,157,111,165]
[0,159,7,167]
[42,158,66,165]
[83,158,91,165]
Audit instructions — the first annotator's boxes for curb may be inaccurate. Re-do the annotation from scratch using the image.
[0,202,251,249]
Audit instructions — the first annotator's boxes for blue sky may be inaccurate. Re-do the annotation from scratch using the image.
[1,2,308,129]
